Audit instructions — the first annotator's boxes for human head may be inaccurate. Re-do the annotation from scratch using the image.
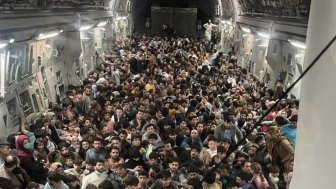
[289,115,298,128]
[190,129,198,139]
[160,170,172,187]
[236,172,250,186]
[168,157,179,172]
[242,160,252,173]
[254,135,266,148]
[148,165,161,179]
[275,116,289,126]
[58,142,69,156]
[223,115,232,129]
[81,140,90,150]
[164,140,173,152]
[85,161,95,173]
[98,179,115,189]
[131,134,141,147]
[95,160,106,173]
[92,137,103,151]
[116,164,128,177]
[124,176,139,189]
[27,182,40,189]
[187,165,199,180]
[145,124,155,134]
[4,156,20,172]
[85,184,98,189]
[269,165,280,177]
[250,162,262,175]
[219,164,231,177]
[66,174,79,188]
[148,133,158,145]
[110,146,120,159]
[111,136,122,149]
[196,122,204,133]
[247,144,258,157]
[0,139,11,158]
[47,172,63,188]
[190,145,201,159]
[115,107,123,117]
[147,153,159,166]
[268,126,281,138]
[138,170,148,186]
[207,135,217,150]
[119,129,128,141]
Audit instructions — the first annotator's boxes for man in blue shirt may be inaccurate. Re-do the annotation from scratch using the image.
[281,115,297,149]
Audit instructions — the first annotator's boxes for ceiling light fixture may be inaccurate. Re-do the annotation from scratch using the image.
[79,25,93,31]
[289,39,306,49]
[221,20,233,25]
[0,43,8,49]
[294,54,303,58]
[97,20,108,27]
[241,26,251,33]
[258,44,268,48]
[115,16,127,21]
[257,32,270,39]
[36,30,63,40]
[0,53,6,97]
[81,37,91,40]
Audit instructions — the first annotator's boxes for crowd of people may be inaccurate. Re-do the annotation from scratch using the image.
[0,35,298,189]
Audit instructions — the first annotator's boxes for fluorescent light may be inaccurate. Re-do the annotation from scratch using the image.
[241,26,251,33]
[295,54,303,58]
[81,37,91,40]
[37,30,62,40]
[0,43,8,49]
[9,39,15,43]
[289,39,306,49]
[221,20,233,26]
[115,16,127,21]
[258,44,268,48]
[0,53,6,97]
[257,32,270,39]
[99,28,106,31]
[97,21,108,27]
[79,25,93,31]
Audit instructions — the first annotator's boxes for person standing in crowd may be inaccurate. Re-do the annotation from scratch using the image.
[214,114,243,145]
[0,155,30,189]
[81,160,108,189]
[16,115,48,185]
[0,139,12,164]
[250,162,269,189]
[44,171,69,189]
[85,138,108,163]
[267,126,294,173]
[203,19,218,42]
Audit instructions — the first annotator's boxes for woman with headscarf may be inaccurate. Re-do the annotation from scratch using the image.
[16,115,47,184]
[267,126,294,173]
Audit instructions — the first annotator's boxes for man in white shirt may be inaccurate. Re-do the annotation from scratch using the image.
[81,160,108,189]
